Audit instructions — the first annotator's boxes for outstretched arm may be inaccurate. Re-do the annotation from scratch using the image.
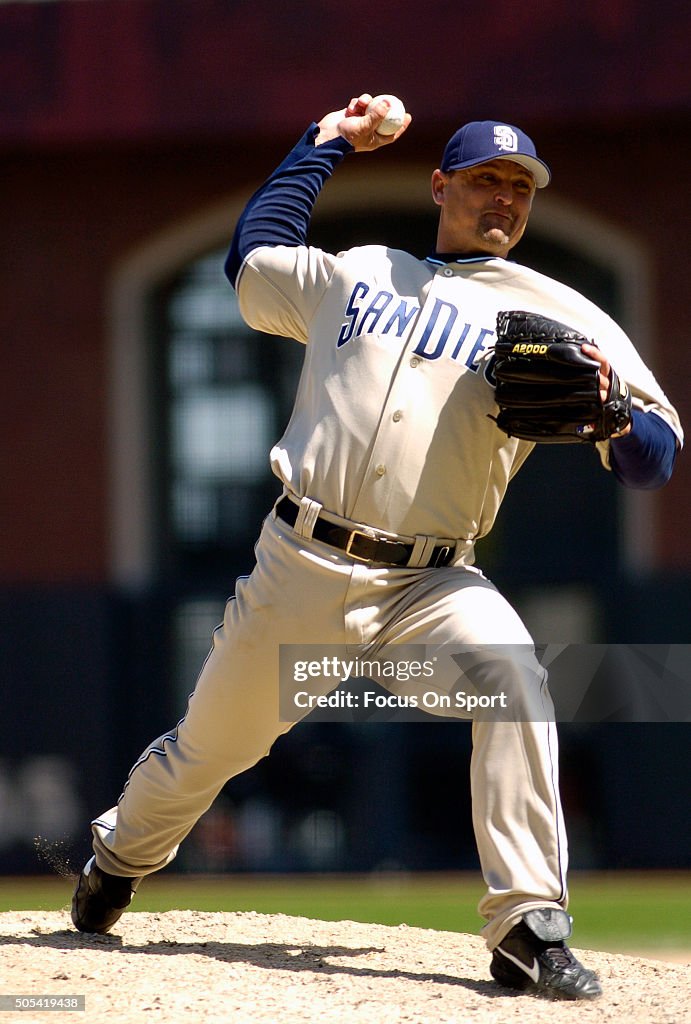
[225,94,411,287]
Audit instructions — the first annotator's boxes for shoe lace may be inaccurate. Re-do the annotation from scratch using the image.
[543,943,577,970]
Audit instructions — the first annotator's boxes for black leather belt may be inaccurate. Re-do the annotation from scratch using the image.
[276,496,454,568]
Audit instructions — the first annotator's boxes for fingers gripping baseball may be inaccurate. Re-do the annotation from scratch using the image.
[315,93,411,150]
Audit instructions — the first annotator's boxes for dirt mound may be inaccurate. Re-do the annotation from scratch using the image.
[1,910,687,1023]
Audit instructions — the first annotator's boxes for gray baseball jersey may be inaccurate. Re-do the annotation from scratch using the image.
[237,243,682,548]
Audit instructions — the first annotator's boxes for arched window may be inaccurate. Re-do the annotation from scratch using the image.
[149,249,304,584]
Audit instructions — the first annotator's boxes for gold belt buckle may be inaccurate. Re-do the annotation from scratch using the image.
[431,545,452,567]
[344,529,379,562]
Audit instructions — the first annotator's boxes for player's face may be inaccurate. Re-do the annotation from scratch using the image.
[431,160,536,257]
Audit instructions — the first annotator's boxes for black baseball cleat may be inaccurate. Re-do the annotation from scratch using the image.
[490,908,602,1000]
[71,856,142,934]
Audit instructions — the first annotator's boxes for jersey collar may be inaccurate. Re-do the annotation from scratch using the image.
[426,251,506,266]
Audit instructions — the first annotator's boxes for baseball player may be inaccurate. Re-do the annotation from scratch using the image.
[71,95,682,1001]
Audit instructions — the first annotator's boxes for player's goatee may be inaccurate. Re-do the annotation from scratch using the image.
[482,227,511,246]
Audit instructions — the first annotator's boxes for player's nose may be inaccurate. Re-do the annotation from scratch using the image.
[494,184,514,204]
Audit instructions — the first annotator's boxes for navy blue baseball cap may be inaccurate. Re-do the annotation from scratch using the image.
[441,120,551,188]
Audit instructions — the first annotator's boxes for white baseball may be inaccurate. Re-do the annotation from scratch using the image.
[367,94,406,136]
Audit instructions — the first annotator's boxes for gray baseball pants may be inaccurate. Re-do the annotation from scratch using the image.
[91,504,568,949]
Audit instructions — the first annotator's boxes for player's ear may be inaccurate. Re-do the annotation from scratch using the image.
[431,169,447,207]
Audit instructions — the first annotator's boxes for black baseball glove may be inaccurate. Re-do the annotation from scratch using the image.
[491,310,632,443]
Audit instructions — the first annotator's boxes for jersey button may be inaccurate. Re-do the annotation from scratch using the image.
[442,267,454,277]
[409,357,420,368]
[392,410,403,422]
[375,464,387,477]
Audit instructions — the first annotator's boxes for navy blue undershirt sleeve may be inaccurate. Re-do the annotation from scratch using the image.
[609,410,677,489]
[225,123,353,288]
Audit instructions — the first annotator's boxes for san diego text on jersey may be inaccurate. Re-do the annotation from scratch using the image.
[337,278,495,373]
